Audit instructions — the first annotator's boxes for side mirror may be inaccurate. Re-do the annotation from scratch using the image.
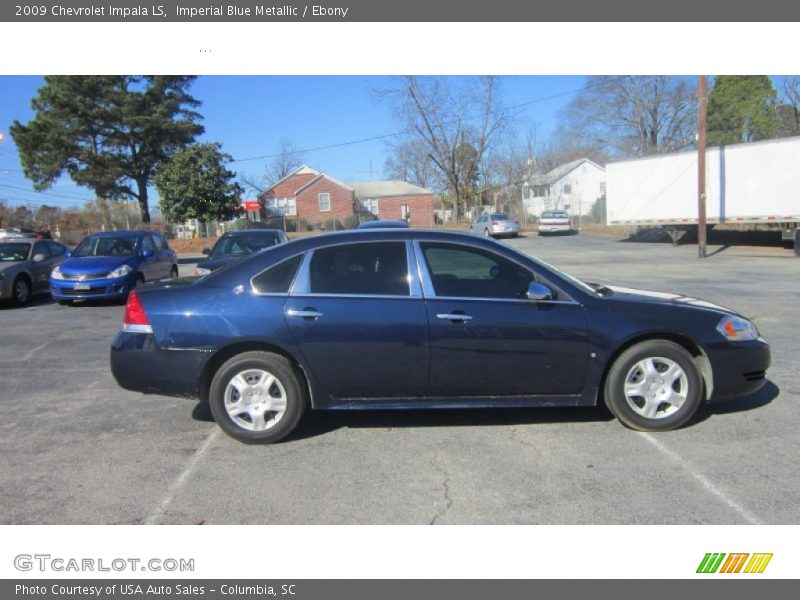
[202,248,211,255]
[526,281,554,302]
[141,249,154,259]
[32,253,46,263]
[65,250,72,258]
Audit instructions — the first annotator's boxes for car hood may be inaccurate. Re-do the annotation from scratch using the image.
[196,256,243,271]
[59,255,135,274]
[602,285,737,315]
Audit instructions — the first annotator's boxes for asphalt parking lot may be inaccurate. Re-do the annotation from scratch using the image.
[1,233,798,524]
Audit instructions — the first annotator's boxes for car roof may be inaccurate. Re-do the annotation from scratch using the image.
[357,220,410,229]
[0,237,34,243]
[86,230,154,238]
[222,229,283,236]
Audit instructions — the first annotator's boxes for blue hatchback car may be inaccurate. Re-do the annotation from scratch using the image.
[110,230,770,444]
[51,231,177,304]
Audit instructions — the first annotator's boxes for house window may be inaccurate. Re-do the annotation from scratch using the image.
[362,198,379,216]
[600,182,607,195]
[533,185,548,198]
[319,193,331,212]
[562,184,572,195]
[266,197,296,217]
[400,204,411,222]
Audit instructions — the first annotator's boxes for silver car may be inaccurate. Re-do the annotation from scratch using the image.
[471,212,520,238]
[0,238,70,306]
[538,210,572,235]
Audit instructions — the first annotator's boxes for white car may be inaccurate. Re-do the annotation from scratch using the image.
[471,213,519,238]
[538,210,572,235]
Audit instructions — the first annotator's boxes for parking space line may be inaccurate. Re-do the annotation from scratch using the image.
[640,433,762,524]
[144,429,219,525]
[20,341,50,361]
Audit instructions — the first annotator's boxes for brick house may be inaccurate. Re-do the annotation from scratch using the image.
[351,181,435,228]
[258,166,435,228]
[259,166,355,227]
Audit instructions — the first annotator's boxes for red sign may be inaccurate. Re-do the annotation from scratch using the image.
[242,201,260,211]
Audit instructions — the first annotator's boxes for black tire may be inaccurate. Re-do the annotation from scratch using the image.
[484,228,491,237]
[57,299,73,306]
[11,275,31,307]
[170,266,179,278]
[135,273,145,287]
[208,351,307,444]
[604,340,702,432]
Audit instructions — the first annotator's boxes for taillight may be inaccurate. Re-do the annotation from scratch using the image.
[123,291,153,333]
[492,221,499,226]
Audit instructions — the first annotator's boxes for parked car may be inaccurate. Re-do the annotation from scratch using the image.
[470,213,519,238]
[357,220,410,230]
[0,238,70,306]
[538,210,572,235]
[110,230,769,444]
[0,227,36,239]
[195,229,288,276]
[51,231,177,305]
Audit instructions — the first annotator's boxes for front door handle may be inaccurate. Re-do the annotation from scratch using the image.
[287,308,324,320]
[436,313,473,322]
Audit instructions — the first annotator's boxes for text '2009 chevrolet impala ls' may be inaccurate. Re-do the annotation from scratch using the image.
[110,230,770,444]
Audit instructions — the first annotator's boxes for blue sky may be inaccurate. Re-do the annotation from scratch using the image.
[0,75,585,209]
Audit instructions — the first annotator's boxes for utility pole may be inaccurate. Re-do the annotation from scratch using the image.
[697,75,708,259]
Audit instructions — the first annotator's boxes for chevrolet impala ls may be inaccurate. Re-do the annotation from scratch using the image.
[110,230,770,444]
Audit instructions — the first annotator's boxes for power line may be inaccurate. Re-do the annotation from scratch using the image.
[230,76,627,164]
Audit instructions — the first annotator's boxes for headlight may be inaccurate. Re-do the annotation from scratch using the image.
[107,264,133,279]
[716,315,759,341]
[51,266,64,280]
[195,267,211,276]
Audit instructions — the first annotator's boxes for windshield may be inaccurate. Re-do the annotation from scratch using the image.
[541,211,568,219]
[0,242,31,262]
[490,214,509,220]
[73,235,139,257]
[211,234,280,257]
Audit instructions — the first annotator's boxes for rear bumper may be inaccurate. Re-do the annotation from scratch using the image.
[706,338,771,401]
[110,331,210,399]
[539,223,571,232]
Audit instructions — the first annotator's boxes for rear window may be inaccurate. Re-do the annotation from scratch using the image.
[251,254,303,294]
[541,211,568,219]
[491,214,509,220]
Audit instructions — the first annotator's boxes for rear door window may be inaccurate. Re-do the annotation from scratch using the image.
[252,254,303,294]
[309,242,409,296]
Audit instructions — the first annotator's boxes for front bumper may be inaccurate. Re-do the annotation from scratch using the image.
[110,331,210,399]
[706,338,771,401]
[51,275,134,300]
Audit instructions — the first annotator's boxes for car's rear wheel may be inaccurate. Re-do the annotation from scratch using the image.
[170,266,179,278]
[12,275,31,307]
[604,340,703,431]
[484,228,491,237]
[208,351,307,444]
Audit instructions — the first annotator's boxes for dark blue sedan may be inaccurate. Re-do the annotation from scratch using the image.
[194,229,287,276]
[110,230,770,444]
[51,231,177,305]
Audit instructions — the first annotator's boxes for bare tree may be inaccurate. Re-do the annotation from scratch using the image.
[240,138,304,194]
[381,76,507,218]
[559,76,697,158]
[383,138,441,190]
[777,76,800,137]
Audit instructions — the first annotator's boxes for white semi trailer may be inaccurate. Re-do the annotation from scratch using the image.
[606,136,800,253]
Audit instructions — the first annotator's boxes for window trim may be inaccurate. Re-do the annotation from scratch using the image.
[318,192,331,213]
[289,240,421,299]
[412,240,579,305]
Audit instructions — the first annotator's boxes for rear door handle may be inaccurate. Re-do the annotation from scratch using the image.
[436,313,473,322]
[287,308,324,320]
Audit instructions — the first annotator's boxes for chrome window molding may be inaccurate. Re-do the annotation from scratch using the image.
[289,240,419,299]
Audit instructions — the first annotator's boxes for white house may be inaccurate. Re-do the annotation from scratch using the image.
[523,158,606,218]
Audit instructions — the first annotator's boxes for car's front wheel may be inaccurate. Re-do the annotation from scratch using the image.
[604,340,703,431]
[12,275,31,307]
[208,351,307,444]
